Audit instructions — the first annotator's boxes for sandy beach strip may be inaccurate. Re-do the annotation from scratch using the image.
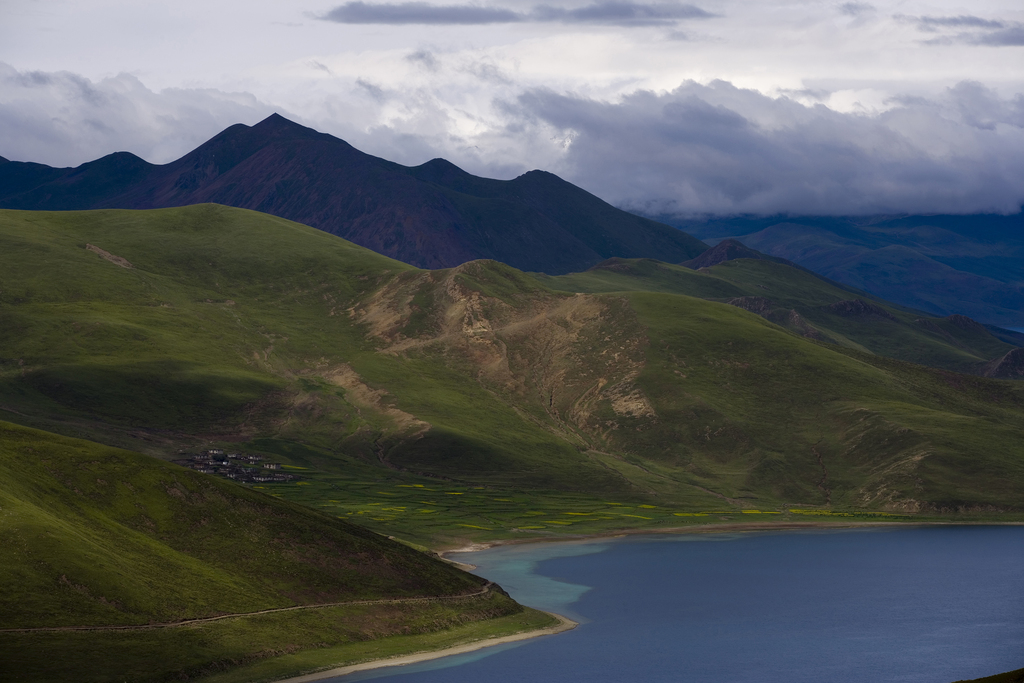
[274,612,577,683]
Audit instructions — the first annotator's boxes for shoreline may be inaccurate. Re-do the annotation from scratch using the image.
[273,611,577,683]
[275,520,1020,683]
[439,519,1024,557]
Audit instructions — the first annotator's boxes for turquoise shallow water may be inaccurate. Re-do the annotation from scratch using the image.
[338,527,1024,683]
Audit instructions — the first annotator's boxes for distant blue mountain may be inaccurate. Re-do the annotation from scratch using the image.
[667,214,1024,328]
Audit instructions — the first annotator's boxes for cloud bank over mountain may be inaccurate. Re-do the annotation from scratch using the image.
[514,81,1024,215]
[4,62,1022,217]
[2,0,1023,216]
[0,64,278,169]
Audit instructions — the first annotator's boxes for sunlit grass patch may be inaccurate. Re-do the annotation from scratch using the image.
[789,509,901,518]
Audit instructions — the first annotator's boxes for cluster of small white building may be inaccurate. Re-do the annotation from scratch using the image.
[173,449,295,483]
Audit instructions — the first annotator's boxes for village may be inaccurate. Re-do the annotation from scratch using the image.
[172,449,297,484]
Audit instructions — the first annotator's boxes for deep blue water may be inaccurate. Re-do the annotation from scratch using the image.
[337,527,1024,683]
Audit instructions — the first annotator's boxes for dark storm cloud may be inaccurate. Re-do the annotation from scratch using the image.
[914,15,1006,30]
[323,2,521,24]
[511,80,1024,216]
[321,1,712,26]
[898,14,1024,47]
[970,26,1024,46]
[531,2,713,25]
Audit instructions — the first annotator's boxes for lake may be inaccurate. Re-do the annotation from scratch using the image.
[335,527,1024,683]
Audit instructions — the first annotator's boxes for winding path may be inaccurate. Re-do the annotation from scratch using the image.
[0,583,496,634]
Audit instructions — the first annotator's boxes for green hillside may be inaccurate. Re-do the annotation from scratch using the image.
[0,419,549,683]
[535,257,1020,375]
[1,204,1023,557]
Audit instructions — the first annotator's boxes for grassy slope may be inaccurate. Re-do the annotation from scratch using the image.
[535,257,1018,374]
[0,419,550,683]
[1,206,1023,551]
[0,206,610,490]
[621,292,1024,510]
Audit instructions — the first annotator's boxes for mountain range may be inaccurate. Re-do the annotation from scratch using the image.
[0,114,707,274]
[6,113,1022,333]
[673,214,1024,328]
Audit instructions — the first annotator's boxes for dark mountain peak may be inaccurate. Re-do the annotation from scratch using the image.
[75,151,151,174]
[258,112,292,127]
[409,157,474,186]
[682,238,783,270]
[418,158,462,172]
[249,113,325,140]
[0,155,8,164]
[513,169,570,188]
[518,169,558,179]
[177,115,343,174]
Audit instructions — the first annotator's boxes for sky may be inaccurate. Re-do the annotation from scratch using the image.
[2,0,1023,216]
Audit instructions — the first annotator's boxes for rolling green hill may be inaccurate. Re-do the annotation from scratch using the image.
[534,256,1022,376]
[1,204,1023,552]
[4,202,1024,680]
[0,419,549,683]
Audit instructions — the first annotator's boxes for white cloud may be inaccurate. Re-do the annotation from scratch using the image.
[510,80,1024,215]
[0,64,278,166]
